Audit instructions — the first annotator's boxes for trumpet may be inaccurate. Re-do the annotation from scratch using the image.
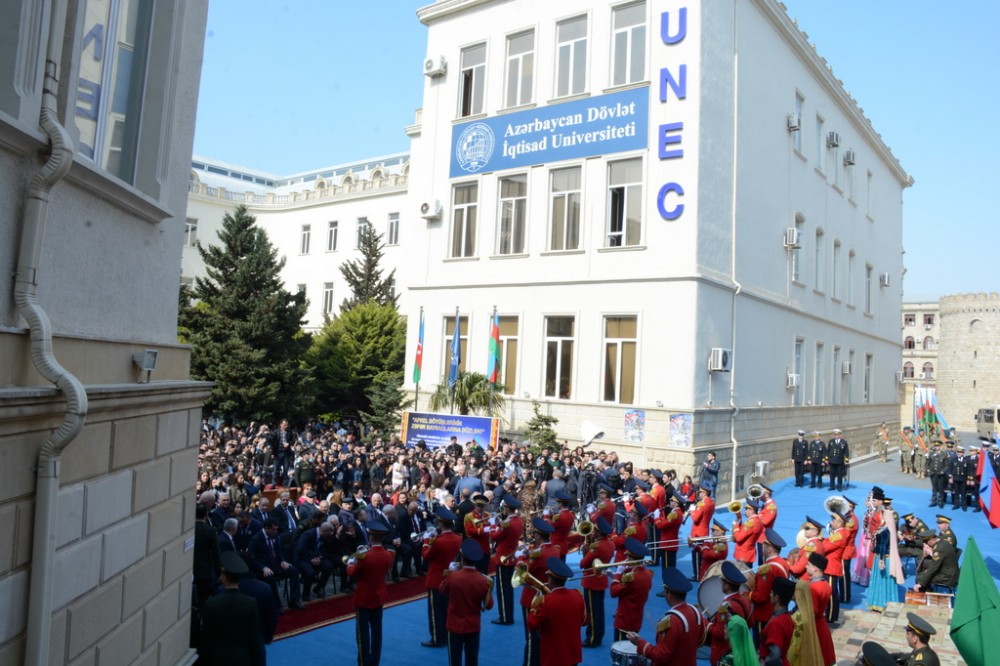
[511,565,552,594]
[411,526,437,542]
[611,491,636,503]
[469,512,495,526]
[341,545,369,564]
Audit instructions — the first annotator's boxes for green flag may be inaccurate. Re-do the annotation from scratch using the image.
[950,536,1000,666]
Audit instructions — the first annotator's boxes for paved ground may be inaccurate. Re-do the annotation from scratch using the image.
[833,602,962,666]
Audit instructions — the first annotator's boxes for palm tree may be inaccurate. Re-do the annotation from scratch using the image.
[429,371,506,419]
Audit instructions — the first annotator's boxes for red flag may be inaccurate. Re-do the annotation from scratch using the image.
[979,439,1000,528]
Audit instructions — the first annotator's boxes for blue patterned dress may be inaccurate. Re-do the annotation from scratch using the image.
[866,527,900,611]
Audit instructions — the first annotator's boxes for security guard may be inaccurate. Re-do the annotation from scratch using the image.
[890,612,941,666]
[949,446,967,510]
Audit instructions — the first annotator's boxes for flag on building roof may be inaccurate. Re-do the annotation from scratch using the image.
[950,536,1000,666]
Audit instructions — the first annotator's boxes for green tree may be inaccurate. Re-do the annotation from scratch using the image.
[524,401,559,453]
[180,205,312,422]
[340,222,398,312]
[428,371,506,419]
[360,370,413,439]
[304,301,405,418]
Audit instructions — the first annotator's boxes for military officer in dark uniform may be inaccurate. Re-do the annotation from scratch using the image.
[808,432,827,488]
[949,445,966,509]
[965,447,983,512]
[989,443,1000,476]
[826,429,849,491]
[791,430,809,487]
[896,514,930,560]
[890,613,941,666]
[201,551,263,665]
[927,441,947,508]
[914,530,959,594]
[934,515,957,548]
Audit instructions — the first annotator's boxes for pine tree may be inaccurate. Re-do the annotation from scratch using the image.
[524,401,559,454]
[359,370,414,439]
[339,222,398,312]
[180,205,312,422]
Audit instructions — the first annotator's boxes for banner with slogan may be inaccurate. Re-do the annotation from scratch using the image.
[400,411,500,452]
[450,86,649,178]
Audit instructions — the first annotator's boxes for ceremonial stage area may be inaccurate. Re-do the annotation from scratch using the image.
[267,453,999,665]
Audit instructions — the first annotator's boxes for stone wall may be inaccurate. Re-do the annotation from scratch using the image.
[938,293,1000,429]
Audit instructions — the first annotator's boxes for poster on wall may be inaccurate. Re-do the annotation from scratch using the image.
[624,409,646,442]
[669,413,693,448]
[400,411,500,452]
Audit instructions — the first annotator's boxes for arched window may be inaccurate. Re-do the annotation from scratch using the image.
[904,336,915,350]
[903,362,914,378]
[922,362,934,378]
[922,336,935,351]
[315,179,327,190]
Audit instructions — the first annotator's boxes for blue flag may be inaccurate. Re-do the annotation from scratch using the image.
[448,316,461,388]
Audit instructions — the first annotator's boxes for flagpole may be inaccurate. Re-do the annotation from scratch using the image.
[489,305,496,417]
[450,306,459,414]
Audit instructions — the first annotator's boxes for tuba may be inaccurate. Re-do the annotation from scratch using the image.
[824,495,848,517]
[795,529,807,548]
[747,484,765,501]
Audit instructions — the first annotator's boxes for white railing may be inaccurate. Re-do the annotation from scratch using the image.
[188,174,408,207]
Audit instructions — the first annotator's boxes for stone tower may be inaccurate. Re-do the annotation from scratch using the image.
[937,292,1000,429]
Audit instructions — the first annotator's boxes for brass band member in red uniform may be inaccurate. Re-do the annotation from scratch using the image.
[440,539,494,666]
[733,499,764,567]
[422,506,463,648]
[706,561,751,666]
[652,490,685,574]
[694,520,729,581]
[548,490,575,561]
[627,567,706,666]
[488,495,523,625]
[840,495,859,604]
[347,518,396,666]
[610,537,653,642]
[805,552,837,666]
[648,470,668,568]
[756,485,778,565]
[517,517,561,666]
[688,484,715,579]
[580,516,615,648]
[614,502,649,562]
[759,576,797,666]
[749,528,789,646]
[525,557,586,666]
[821,511,848,624]
[788,515,825,578]
[463,494,492,574]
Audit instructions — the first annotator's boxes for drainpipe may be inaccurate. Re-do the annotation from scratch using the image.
[19,1,89,664]
[728,0,742,501]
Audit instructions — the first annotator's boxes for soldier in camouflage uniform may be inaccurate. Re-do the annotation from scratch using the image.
[900,427,915,474]
[913,429,928,479]
[875,422,890,463]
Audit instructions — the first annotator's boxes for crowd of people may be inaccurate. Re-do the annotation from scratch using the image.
[191,418,960,665]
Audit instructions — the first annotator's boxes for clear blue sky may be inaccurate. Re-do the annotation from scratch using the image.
[193,1,998,301]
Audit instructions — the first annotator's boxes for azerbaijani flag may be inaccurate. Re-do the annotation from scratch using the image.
[412,309,424,384]
[979,436,1000,529]
[915,387,950,437]
[487,312,501,384]
[448,314,461,389]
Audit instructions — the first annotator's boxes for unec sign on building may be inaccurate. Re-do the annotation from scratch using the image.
[450,87,649,178]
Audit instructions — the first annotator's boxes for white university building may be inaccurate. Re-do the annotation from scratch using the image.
[184,0,912,497]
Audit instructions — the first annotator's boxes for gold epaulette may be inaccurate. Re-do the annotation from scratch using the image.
[829,532,842,542]
[656,616,671,633]
[804,541,817,552]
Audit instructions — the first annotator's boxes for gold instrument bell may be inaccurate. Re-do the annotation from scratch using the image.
[727,500,744,513]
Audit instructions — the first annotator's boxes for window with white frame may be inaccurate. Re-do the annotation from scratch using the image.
[497,174,527,255]
[791,214,804,283]
[451,183,478,258]
[356,218,369,249]
[612,2,646,86]
[832,346,841,404]
[923,314,935,326]
[793,338,804,406]
[813,342,824,405]
[498,316,519,395]
[864,353,873,403]
[549,166,581,251]
[184,218,198,247]
[603,316,637,404]
[864,264,873,314]
[387,213,399,246]
[847,350,855,403]
[556,16,588,97]
[607,158,642,247]
[505,31,534,108]
[832,240,841,299]
[815,115,825,168]
[300,224,311,254]
[847,250,856,305]
[327,220,339,251]
[545,316,575,399]
[459,43,486,117]
[814,228,825,291]
[443,315,469,376]
[794,92,804,153]
[922,362,934,378]
[322,282,334,314]
[904,313,916,326]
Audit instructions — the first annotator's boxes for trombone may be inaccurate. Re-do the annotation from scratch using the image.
[511,565,552,594]
[644,534,733,549]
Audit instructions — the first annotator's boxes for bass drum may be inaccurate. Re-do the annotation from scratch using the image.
[610,640,651,666]
[698,560,751,616]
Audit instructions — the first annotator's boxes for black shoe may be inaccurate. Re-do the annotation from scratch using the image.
[491,619,510,625]
[301,593,311,603]
[421,641,443,648]
[974,507,982,513]
[963,506,968,511]
[289,601,306,610]
[313,585,326,599]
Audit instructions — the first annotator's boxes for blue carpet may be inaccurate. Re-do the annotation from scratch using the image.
[267,469,1000,665]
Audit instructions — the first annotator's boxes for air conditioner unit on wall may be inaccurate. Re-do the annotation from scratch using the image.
[917,372,926,379]
[841,362,852,375]
[786,113,801,132]
[783,227,800,248]
[424,56,447,78]
[879,272,891,287]
[709,348,733,372]
[924,324,932,330]
[419,200,442,221]
[896,371,904,382]
[786,373,800,389]
[827,131,841,147]
[843,150,856,166]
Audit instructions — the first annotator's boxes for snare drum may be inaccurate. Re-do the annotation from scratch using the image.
[610,640,651,666]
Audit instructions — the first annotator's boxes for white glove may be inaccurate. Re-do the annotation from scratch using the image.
[616,565,627,575]
[543,509,551,518]
[489,516,498,527]
[651,509,661,520]
[347,558,356,567]
[515,547,528,559]
[586,503,596,514]
[449,561,460,571]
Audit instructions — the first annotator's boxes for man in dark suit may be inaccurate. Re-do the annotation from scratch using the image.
[193,503,221,611]
[397,501,425,577]
[236,510,264,552]
[295,522,335,601]
[218,518,239,553]
[249,519,304,610]
[251,496,274,525]
[273,491,299,535]
[201,551,263,665]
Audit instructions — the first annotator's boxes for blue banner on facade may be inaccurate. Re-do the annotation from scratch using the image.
[400,411,500,451]
[450,86,649,178]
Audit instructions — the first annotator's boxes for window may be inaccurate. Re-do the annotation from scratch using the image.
[459,43,486,117]
[791,214,804,282]
[847,251,856,305]
[864,264,873,314]
[498,316,519,395]
[832,346,841,404]
[387,275,396,301]
[923,336,936,351]
[387,213,399,246]
[832,241,841,299]
[603,316,637,404]
[814,229,825,291]
[904,313,916,326]
[793,338,804,406]
[815,116,825,167]
[443,316,469,377]
[549,167,581,251]
[863,353,873,403]
[300,224,311,254]
[832,141,840,188]
[545,316,575,399]
[904,337,915,350]
[327,221,339,251]
[607,158,642,247]
[793,93,804,153]
[556,16,587,97]
[903,362,914,379]
[356,218,369,249]
[813,342,824,405]
[75,0,154,182]
[866,170,873,217]
[497,174,527,255]
[923,314,935,326]
[184,218,198,246]
[322,282,334,315]
[612,2,646,86]
[922,362,934,378]
[505,31,534,108]
[296,284,306,295]
[451,183,478,258]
